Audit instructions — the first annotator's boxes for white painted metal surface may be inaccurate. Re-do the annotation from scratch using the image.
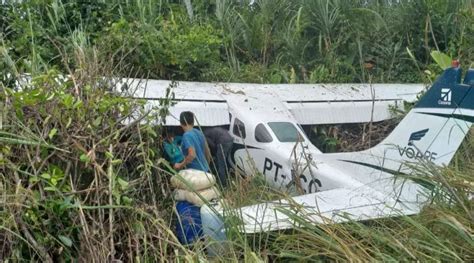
[117,79,426,125]
[235,184,422,233]
[222,66,474,233]
[144,100,229,126]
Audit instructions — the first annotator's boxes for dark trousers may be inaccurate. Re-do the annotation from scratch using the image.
[216,142,232,188]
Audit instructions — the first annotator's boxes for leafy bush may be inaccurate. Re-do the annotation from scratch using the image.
[0,49,191,261]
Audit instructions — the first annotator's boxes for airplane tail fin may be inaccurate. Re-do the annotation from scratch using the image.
[464,67,474,85]
[371,64,474,167]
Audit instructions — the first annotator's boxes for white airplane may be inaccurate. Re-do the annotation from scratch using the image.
[119,64,474,233]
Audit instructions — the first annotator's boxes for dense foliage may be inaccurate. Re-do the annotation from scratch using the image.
[1,0,473,83]
[0,69,185,261]
[0,0,473,262]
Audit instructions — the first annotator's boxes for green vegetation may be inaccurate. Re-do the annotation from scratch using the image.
[1,0,473,83]
[1,0,473,261]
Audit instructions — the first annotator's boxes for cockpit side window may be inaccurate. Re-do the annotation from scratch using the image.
[255,123,273,143]
[233,118,246,138]
[268,122,304,142]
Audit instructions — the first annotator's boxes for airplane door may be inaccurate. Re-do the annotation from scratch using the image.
[228,111,256,175]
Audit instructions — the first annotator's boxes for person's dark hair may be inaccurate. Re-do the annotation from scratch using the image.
[163,126,175,138]
[180,111,195,126]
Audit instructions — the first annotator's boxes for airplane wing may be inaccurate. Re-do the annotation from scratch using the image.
[279,83,424,124]
[117,79,425,126]
[117,79,230,126]
[230,184,423,234]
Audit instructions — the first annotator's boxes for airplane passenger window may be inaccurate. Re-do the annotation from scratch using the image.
[268,122,303,142]
[255,124,273,143]
[233,118,246,138]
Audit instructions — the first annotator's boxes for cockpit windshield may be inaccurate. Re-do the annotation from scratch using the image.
[267,122,304,142]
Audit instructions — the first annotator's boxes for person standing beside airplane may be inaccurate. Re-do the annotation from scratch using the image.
[162,127,184,166]
[204,127,233,188]
[174,111,211,172]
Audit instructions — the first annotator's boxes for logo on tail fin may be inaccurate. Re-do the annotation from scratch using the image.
[399,128,436,161]
[438,88,452,105]
[408,129,429,146]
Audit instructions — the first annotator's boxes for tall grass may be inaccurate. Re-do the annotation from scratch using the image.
[0,0,473,261]
[212,133,473,261]
[0,34,195,261]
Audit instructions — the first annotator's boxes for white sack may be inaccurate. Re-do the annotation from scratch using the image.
[171,169,215,191]
[173,187,220,206]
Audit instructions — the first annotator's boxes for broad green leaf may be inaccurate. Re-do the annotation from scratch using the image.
[73,99,83,109]
[29,176,40,184]
[51,178,58,186]
[111,159,122,165]
[289,67,297,84]
[93,117,102,127]
[122,196,133,205]
[431,51,452,70]
[80,154,90,163]
[117,177,129,190]
[105,151,114,159]
[62,94,74,108]
[40,173,51,179]
[48,128,58,139]
[44,186,57,192]
[58,235,73,247]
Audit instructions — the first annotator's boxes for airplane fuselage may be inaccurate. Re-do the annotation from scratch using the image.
[226,102,356,194]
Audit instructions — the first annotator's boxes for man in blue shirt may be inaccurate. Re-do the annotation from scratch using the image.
[174,111,210,172]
